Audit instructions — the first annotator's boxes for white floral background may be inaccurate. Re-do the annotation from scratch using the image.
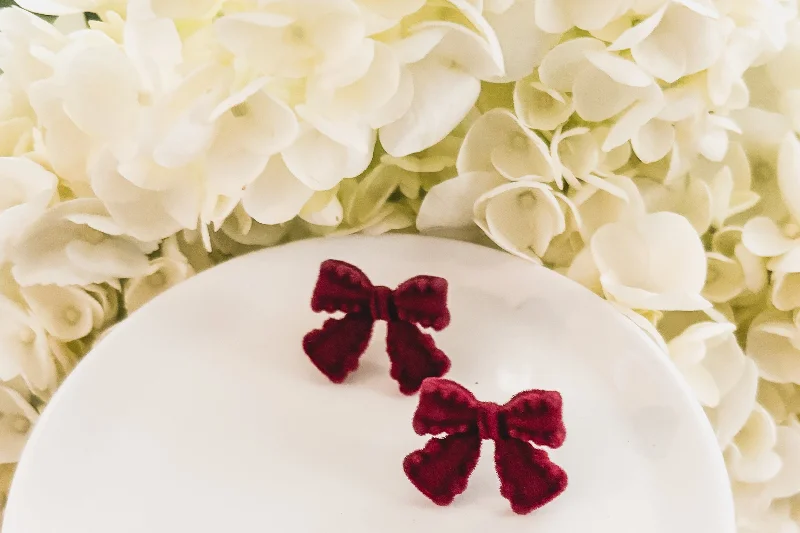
[0,0,799,529]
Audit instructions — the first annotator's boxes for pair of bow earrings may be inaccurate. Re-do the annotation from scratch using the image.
[302,260,568,516]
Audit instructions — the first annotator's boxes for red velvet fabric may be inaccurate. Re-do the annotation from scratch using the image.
[403,378,568,514]
[303,260,451,394]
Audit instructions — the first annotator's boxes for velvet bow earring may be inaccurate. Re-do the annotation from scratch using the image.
[302,260,452,394]
[403,378,568,514]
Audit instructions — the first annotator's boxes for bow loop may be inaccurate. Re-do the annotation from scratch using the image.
[412,379,481,436]
[393,276,450,330]
[503,390,566,448]
[311,260,374,314]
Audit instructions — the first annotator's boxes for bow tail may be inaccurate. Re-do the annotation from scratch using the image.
[386,321,451,395]
[494,438,568,515]
[302,313,374,383]
[403,433,481,506]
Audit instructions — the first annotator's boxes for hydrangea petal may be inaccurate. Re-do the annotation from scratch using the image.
[475,181,566,261]
[573,66,642,122]
[608,5,667,51]
[591,212,709,311]
[765,425,800,499]
[20,284,99,342]
[584,50,653,88]
[485,0,559,82]
[741,217,796,257]
[284,115,375,190]
[709,358,758,448]
[538,38,606,93]
[242,156,314,225]
[417,171,505,231]
[381,57,480,157]
[747,316,800,384]
[632,119,675,163]
[514,78,573,131]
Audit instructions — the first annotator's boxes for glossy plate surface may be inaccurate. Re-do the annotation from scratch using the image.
[4,235,735,533]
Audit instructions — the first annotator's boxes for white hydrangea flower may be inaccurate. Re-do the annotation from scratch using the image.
[241,156,315,226]
[636,174,713,234]
[483,0,559,82]
[354,0,426,34]
[707,357,759,449]
[571,174,645,239]
[212,206,290,257]
[535,0,634,33]
[550,126,634,196]
[83,283,120,331]
[0,385,38,464]
[0,8,68,92]
[608,3,727,84]
[762,421,800,500]
[124,236,194,314]
[10,199,156,287]
[0,293,56,393]
[705,252,746,304]
[0,157,58,263]
[711,226,769,300]
[591,212,710,311]
[691,142,760,228]
[747,310,800,385]
[0,78,36,158]
[213,1,367,80]
[725,404,783,484]
[667,321,746,407]
[20,284,103,342]
[513,74,573,131]
[737,499,800,533]
[379,9,505,156]
[456,108,555,182]
[416,170,506,233]
[474,181,581,263]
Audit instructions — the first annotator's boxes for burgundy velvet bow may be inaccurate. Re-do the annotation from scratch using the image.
[403,378,568,514]
[302,260,451,394]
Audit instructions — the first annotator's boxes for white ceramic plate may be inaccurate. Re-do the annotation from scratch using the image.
[4,235,735,533]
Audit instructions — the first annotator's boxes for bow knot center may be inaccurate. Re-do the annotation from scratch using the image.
[370,286,395,322]
[476,402,503,441]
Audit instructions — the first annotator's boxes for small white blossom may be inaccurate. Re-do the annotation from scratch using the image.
[0,385,38,464]
[591,212,710,311]
[513,75,573,131]
[10,199,156,287]
[609,3,727,84]
[20,284,103,342]
[707,357,759,449]
[747,310,800,384]
[0,293,56,392]
[474,181,580,263]
[0,157,58,263]
[124,237,193,314]
[535,0,634,33]
[725,404,783,484]
[668,321,746,408]
[417,171,506,233]
[456,108,555,182]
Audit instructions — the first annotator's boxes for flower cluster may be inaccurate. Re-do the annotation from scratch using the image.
[0,0,799,529]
